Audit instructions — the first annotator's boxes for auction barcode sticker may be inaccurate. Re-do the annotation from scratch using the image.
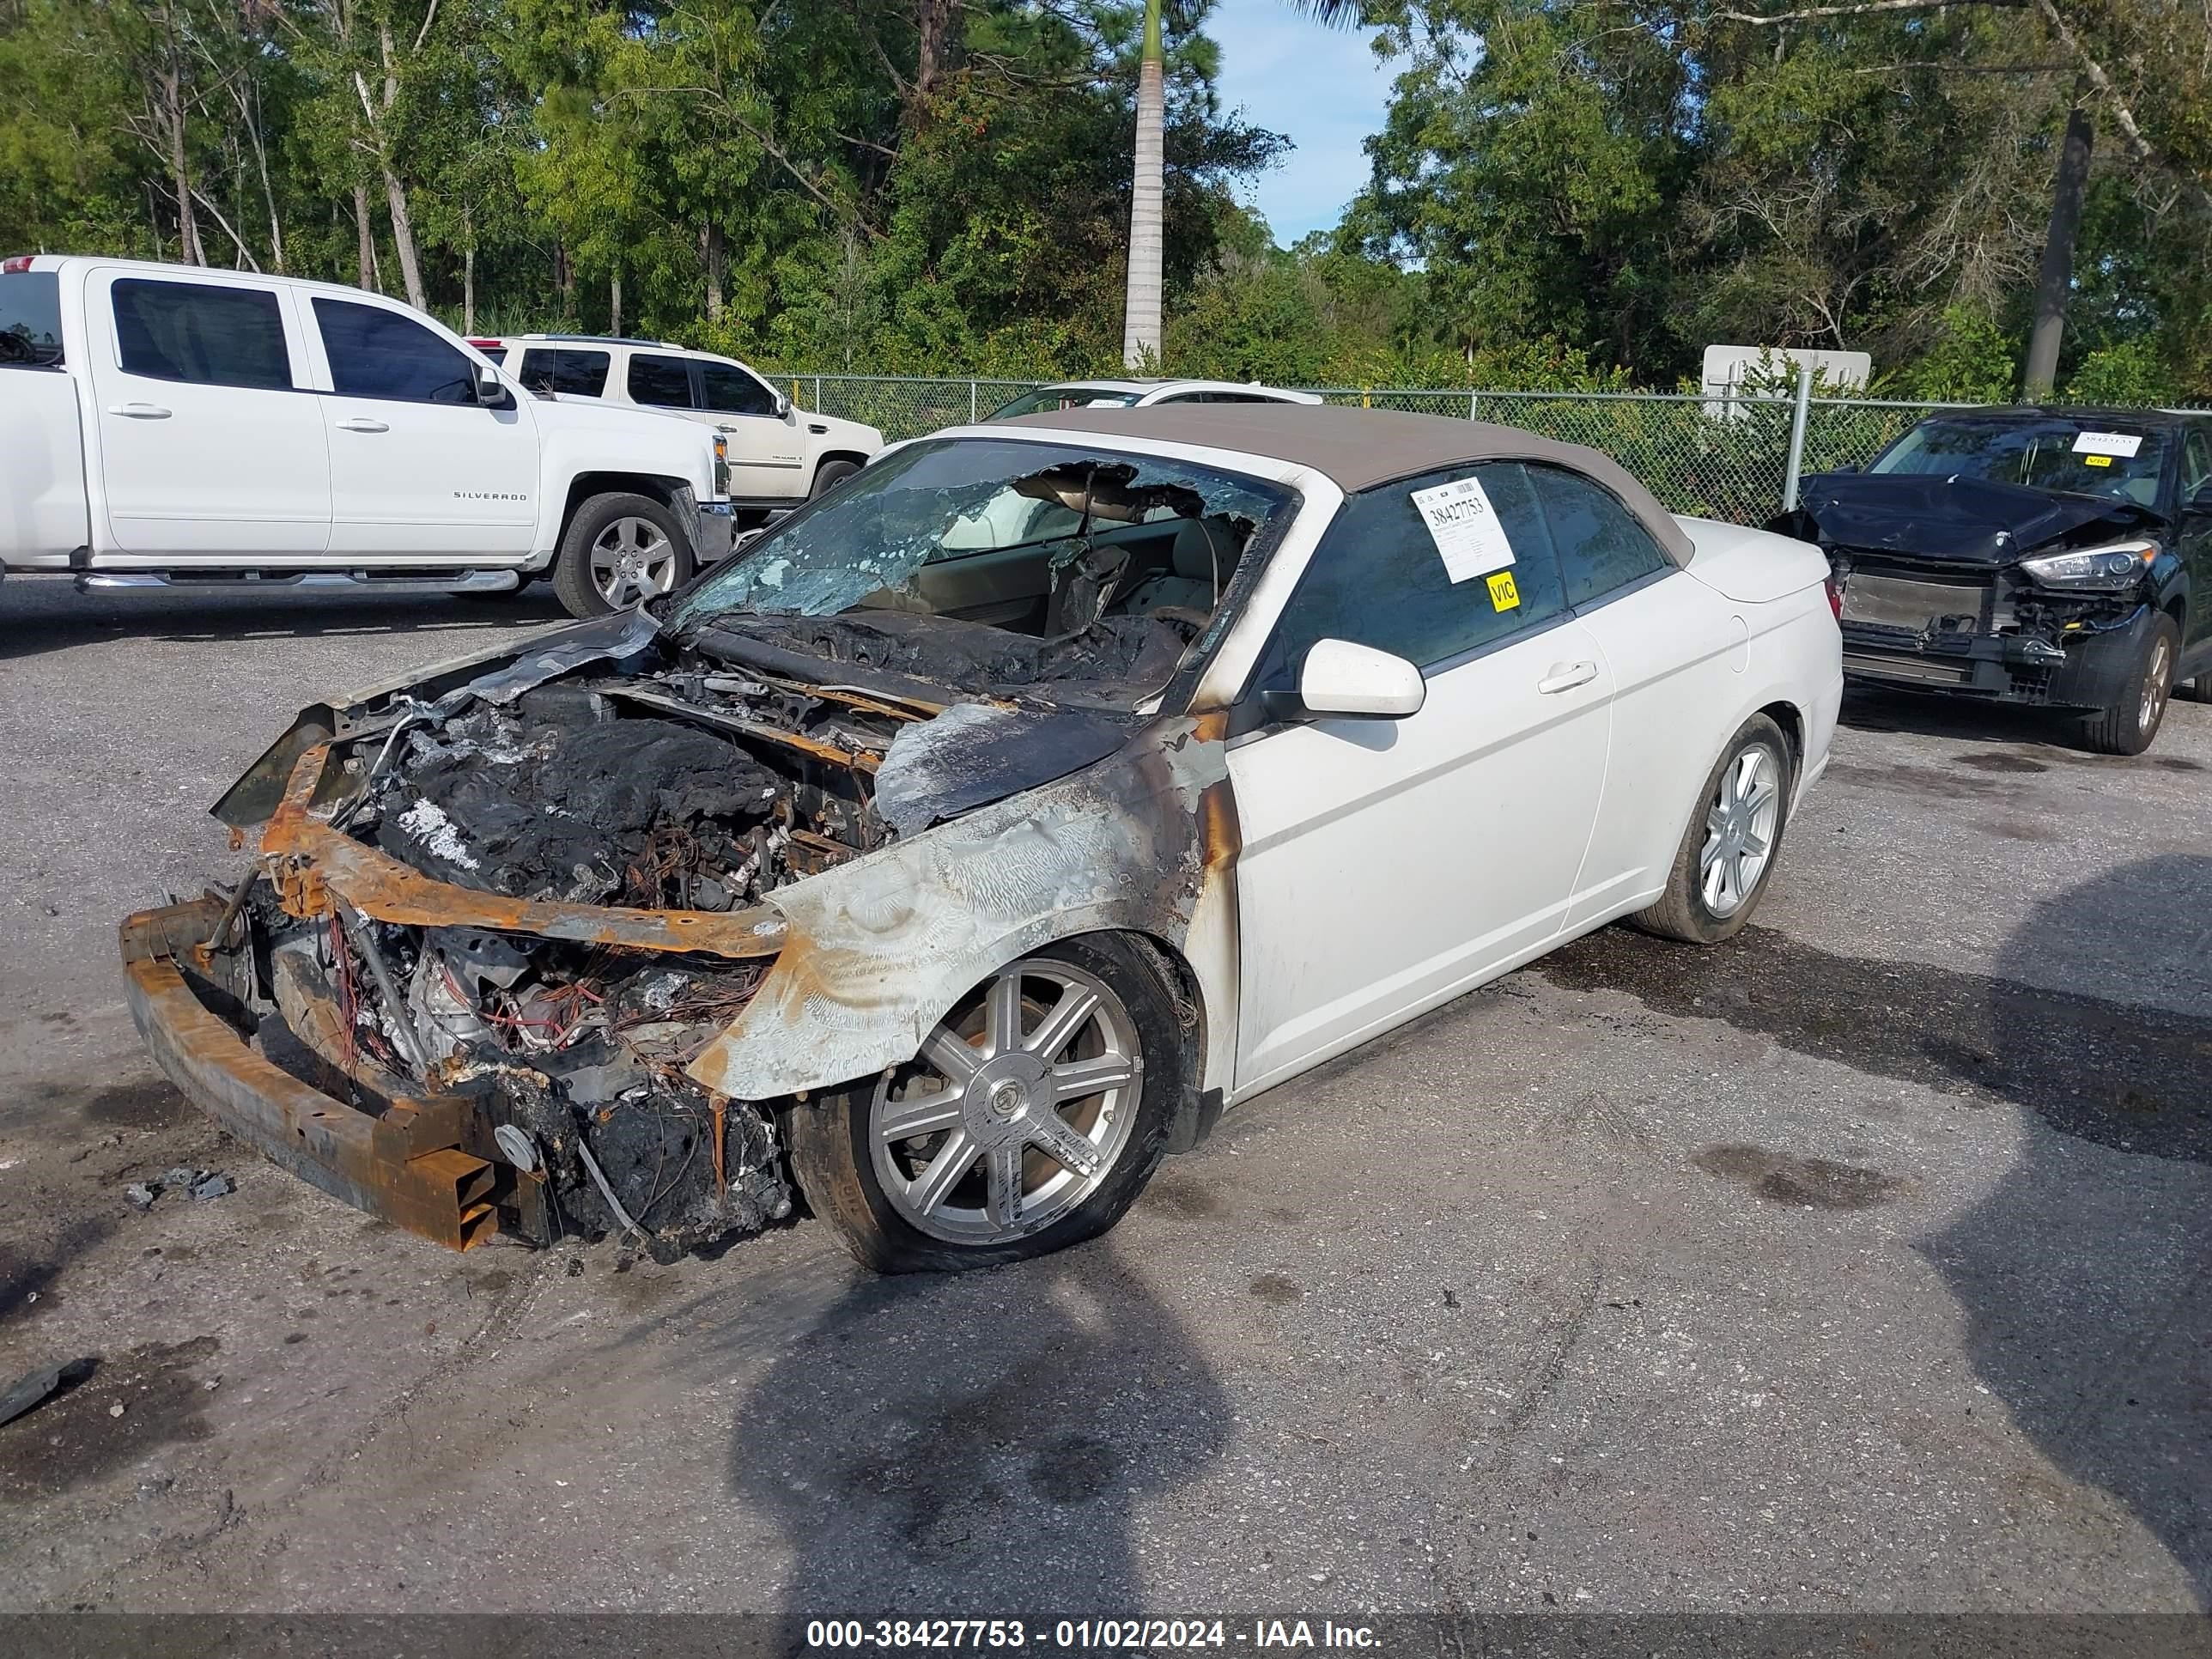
[2072,430,2144,458]
[1412,474,1516,583]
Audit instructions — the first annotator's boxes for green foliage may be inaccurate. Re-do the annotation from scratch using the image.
[0,0,2204,394]
[1904,305,2021,403]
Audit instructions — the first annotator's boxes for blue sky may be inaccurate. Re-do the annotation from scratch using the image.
[1206,0,1397,247]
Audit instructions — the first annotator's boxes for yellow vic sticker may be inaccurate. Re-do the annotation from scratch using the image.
[2085,453,2112,467]
[1486,570,1520,611]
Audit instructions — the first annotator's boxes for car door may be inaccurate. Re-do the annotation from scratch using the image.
[1227,461,1613,1094]
[306,295,537,558]
[83,268,331,558]
[699,359,807,497]
[2176,427,2212,673]
[1533,465,1763,931]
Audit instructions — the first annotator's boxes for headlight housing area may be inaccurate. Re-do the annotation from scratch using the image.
[2016,540,2157,591]
[712,434,730,498]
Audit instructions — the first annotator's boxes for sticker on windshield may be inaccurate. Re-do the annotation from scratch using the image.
[2073,431,2143,459]
[1411,475,1516,583]
[2084,454,2113,468]
[1486,570,1520,611]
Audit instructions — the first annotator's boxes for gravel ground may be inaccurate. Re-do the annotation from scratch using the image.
[0,574,2205,1620]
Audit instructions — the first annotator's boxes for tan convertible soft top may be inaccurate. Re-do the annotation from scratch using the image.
[1003,403,1693,568]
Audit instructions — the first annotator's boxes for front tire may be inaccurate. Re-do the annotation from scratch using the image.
[551,492,695,619]
[2080,611,2178,756]
[787,935,1181,1273]
[1632,713,1793,945]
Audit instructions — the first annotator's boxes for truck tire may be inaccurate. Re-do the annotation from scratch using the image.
[2080,612,2178,755]
[551,492,695,619]
[810,458,862,498]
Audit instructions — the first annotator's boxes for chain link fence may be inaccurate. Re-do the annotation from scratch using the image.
[771,372,1990,525]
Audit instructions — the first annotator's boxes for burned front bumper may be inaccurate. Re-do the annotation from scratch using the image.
[120,897,523,1249]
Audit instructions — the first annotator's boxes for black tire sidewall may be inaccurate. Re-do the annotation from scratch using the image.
[811,459,861,498]
[1650,714,1794,945]
[2081,612,2178,754]
[788,934,1183,1273]
[552,492,696,619]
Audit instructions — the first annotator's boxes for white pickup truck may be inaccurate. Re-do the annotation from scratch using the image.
[0,255,736,617]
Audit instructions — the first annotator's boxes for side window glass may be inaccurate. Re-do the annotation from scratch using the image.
[629,353,695,408]
[1257,461,1566,690]
[518,348,610,397]
[700,362,777,416]
[113,279,292,390]
[2184,430,2212,497]
[1528,465,1672,609]
[1,271,65,367]
[313,298,476,403]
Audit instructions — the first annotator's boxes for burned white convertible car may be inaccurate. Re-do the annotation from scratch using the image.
[122,407,1842,1272]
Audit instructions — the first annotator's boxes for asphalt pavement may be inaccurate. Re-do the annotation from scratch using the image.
[0,573,2205,1619]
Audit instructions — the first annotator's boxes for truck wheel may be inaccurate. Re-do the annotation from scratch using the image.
[1630,714,1793,945]
[2174,673,2211,705]
[2081,613,2178,755]
[786,935,1180,1274]
[810,458,861,498]
[551,493,694,618]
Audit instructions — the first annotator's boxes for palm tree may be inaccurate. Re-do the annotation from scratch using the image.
[1121,1,1364,370]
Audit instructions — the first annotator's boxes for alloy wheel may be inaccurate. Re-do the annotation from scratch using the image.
[588,516,678,608]
[2141,635,2172,734]
[870,959,1144,1245]
[1699,744,1780,920]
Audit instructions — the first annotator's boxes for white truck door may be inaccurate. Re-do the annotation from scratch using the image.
[83,269,331,558]
[303,295,537,558]
[0,268,88,566]
[697,360,807,499]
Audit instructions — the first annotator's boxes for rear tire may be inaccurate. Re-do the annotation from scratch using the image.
[550,492,694,619]
[810,458,861,498]
[1631,714,1794,945]
[2080,612,2178,755]
[786,934,1181,1273]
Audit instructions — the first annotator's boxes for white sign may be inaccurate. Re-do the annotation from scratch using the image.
[1411,475,1516,583]
[2072,430,2143,458]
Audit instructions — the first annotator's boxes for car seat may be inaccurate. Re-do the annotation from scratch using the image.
[1117,518,1244,619]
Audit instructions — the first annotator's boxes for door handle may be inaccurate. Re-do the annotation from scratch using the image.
[1538,660,1600,695]
[106,402,171,419]
[334,416,389,433]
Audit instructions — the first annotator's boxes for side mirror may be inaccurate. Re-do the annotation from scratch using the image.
[774,391,793,420]
[2187,484,2212,517]
[473,364,505,405]
[1275,638,1426,722]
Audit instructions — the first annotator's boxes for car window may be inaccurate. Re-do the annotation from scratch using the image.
[112,278,292,390]
[313,298,477,404]
[0,271,64,368]
[1871,416,2168,503]
[700,362,778,417]
[472,343,508,365]
[2183,428,2212,500]
[1528,465,1672,608]
[984,386,1143,418]
[1255,461,1567,688]
[629,353,695,409]
[517,347,611,398]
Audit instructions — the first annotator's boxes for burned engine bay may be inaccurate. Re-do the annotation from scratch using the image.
[216,601,1190,1259]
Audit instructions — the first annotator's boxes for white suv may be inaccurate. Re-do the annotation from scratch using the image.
[984,379,1324,417]
[473,335,882,512]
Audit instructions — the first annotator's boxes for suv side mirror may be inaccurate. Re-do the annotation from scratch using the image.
[774,390,793,420]
[2187,484,2212,517]
[1271,638,1426,722]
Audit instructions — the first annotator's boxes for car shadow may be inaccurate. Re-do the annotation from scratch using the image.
[1930,858,2212,1606]
[1532,860,2212,1604]
[0,580,570,662]
[726,1237,1231,1634]
[1838,684,2094,750]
